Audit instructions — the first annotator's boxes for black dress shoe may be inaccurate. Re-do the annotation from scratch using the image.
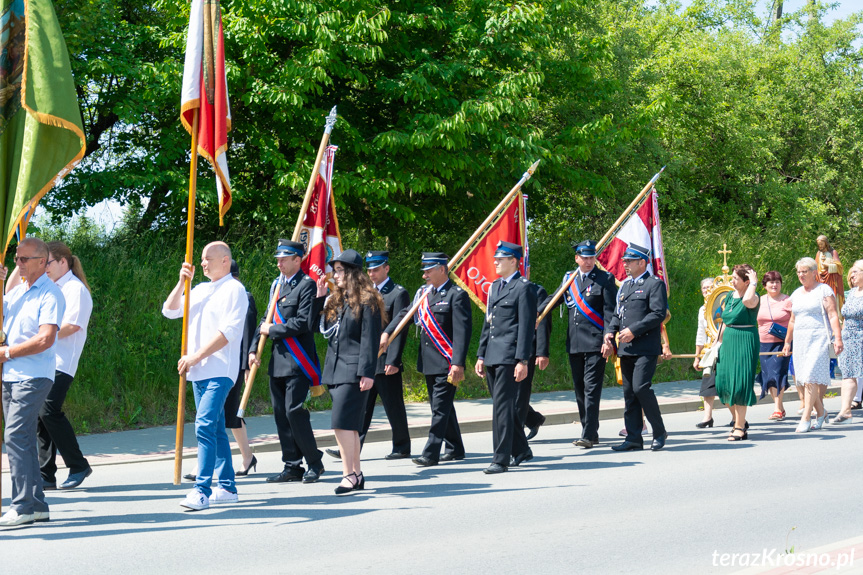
[60,467,93,489]
[612,441,644,451]
[266,468,304,483]
[651,432,668,451]
[526,414,546,441]
[440,453,465,462]
[384,452,411,460]
[695,418,714,428]
[302,466,325,483]
[326,448,341,460]
[573,438,598,449]
[43,479,57,491]
[412,456,438,467]
[510,450,534,467]
[483,463,508,474]
[183,473,197,482]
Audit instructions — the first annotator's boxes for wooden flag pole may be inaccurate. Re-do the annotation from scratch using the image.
[383,160,541,349]
[536,166,666,327]
[173,109,200,486]
[237,106,338,416]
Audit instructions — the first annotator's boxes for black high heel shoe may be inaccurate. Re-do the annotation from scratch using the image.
[236,455,257,477]
[695,418,714,428]
[356,472,365,490]
[335,472,359,496]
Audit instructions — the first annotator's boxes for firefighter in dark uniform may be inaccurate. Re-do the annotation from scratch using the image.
[517,277,552,441]
[603,243,668,451]
[325,251,412,461]
[476,241,537,474]
[383,252,472,466]
[249,239,325,483]
[540,240,617,448]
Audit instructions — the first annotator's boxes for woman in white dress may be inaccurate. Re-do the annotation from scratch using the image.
[782,257,843,433]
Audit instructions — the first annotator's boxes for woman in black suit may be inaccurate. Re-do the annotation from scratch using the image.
[316,249,386,495]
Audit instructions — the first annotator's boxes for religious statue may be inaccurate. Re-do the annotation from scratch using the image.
[815,235,844,313]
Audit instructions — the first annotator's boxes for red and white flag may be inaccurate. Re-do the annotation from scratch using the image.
[451,193,528,311]
[298,145,342,282]
[597,188,669,293]
[181,0,232,225]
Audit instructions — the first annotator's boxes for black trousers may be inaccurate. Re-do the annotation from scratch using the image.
[619,355,666,444]
[269,374,323,471]
[38,371,89,481]
[422,373,464,460]
[569,352,606,442]
[360,371,411,455]
[486,364,529,465]
[515,361,537,427]
[524,405,544,429]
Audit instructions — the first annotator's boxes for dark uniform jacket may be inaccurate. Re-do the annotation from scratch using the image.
[387,279,472,376]
[477,273,537,366]
[250,271,319,378]
[605,272,667,356]
[376,278,410,375]
[321,300,382,385]
[239,291,258,373]
[540,267,617,354]
[533,284,552,359]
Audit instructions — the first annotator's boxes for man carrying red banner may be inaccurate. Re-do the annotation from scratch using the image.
[249,239,325,484]
[475,241,536,474]
[603,244,669,452]
[385,253,472,467]
[540,240,617,449]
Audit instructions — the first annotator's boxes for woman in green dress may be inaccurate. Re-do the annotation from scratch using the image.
[715,264,760,441]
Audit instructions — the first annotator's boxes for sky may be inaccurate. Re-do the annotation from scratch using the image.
[52,0,863,236]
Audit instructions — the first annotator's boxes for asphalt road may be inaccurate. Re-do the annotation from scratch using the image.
[1,396,861,574]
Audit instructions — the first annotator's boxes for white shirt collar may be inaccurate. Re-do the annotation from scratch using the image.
[501,271,518,284]
[376,277,391,291]
[55,269,75,287]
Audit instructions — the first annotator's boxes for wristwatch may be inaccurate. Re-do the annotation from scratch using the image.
[519,360,529,366]
[4,348,10,360]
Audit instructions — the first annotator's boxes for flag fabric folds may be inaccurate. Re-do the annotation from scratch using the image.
[298,145,342,282]
[0,0,85,255]
[597,188,669,293]
[451,192,528,311]
[181,0,231,225]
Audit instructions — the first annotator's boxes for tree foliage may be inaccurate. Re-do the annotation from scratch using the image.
[43,0,863,251]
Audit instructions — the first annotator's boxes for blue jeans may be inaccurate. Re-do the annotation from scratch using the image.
[192,377,235,496]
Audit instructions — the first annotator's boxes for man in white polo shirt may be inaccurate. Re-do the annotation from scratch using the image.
[0,237,65,528]
[163,241,248,511]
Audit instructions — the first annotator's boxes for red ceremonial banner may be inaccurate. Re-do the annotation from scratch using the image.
[181,0,232,225]
[298,145,342,282]
[596,188,669,293]
[451,193,527,311]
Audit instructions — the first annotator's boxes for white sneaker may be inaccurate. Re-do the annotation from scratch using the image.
[795,420,811,433]
[34,511,50,523]
[210,487,238,504]
[0,510,36,527]
[180,489,209,511]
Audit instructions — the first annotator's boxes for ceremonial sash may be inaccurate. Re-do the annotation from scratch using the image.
[273,301,322,388]
[417,291,453,366]
[565,272,604,330]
